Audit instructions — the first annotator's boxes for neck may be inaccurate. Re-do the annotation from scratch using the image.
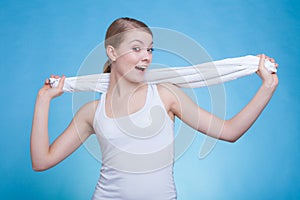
[107,71,146,98]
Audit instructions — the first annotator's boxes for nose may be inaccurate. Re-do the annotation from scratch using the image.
[141,49,152,63]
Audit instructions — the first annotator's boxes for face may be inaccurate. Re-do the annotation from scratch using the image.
[110,30,153,83]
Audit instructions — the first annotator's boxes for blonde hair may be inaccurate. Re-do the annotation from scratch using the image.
[103,17,152,73]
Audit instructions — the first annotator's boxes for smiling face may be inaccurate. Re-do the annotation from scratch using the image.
[108,30,153,83]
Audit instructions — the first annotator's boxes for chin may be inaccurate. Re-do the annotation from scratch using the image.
[133,73,147,84]
[118,68,147,84]
[132,77,145,84]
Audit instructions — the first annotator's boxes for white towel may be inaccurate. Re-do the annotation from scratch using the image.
[49,55,276,92]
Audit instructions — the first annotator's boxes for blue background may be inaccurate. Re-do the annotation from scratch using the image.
[1,0,299,199]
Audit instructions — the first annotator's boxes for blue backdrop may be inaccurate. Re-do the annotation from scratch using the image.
[1,0,299,199]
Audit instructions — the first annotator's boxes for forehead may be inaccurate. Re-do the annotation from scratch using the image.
[122,29,153,45]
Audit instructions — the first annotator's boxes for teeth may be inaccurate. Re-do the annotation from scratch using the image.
[135,66,147,71]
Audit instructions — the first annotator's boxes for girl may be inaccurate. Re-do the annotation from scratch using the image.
[30,17,278,200]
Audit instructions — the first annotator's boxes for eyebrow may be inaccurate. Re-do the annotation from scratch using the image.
[129,39,153,46]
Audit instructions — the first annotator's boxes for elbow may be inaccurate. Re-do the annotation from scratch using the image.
[32,167,45,172]
[225,137,238,143]
[220,129,243,143]
[224,131,245,143]
[221,122,244,143]
[32,164,48,172]
[31,160,51,172]
[218,135,238,143]
[32,167,46,172]
[30,150,53,171]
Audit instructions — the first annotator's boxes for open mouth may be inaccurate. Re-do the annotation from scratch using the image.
[135,65,147,72]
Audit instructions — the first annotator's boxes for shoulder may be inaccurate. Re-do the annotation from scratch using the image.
[156,83,184,102]
[77,100,99,114]
[156,83,182,112]
[156,83,197,115]
[157,83,177,96]
[74,100,99,125]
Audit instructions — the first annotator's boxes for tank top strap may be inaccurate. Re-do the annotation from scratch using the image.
[149,84,160,105]
[149,84,171,118]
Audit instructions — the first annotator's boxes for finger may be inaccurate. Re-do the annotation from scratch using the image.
[42,78,53,90]
[45,78,50,85]
[270,58,275,63]
[57,75,65,90]
[259,54,265,69]
[267,57,275,63]
[264,55,275,63]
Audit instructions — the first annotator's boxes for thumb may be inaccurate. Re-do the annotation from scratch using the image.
[258,54,266,71]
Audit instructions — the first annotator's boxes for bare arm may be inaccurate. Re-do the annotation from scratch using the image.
[30,75,97,171]
[162,54,278,142]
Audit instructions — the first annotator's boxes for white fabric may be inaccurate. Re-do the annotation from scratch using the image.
[49,55,276,92]
[92,84,176,200]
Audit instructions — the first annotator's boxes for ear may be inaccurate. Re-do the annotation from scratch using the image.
[106,45,117,62]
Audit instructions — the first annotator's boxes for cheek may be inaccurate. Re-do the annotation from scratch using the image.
[149,54,153,61]
[122,53,140,64]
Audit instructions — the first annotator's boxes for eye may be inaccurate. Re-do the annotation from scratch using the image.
[147,48,154,53]
[132,47,141,52]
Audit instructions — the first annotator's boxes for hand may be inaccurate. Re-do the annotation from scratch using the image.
[38,75,66,99]
[256,54,279,89]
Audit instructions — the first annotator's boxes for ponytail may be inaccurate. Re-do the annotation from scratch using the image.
[103,60,111,73]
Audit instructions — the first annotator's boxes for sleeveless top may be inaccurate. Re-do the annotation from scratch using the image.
[92,84,177,200]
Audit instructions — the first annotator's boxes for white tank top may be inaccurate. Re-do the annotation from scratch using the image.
[92,84,177,200]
